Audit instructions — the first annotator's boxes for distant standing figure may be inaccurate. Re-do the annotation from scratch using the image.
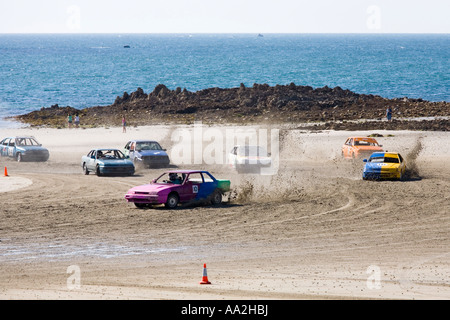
[74,113,80,128]
[122,115,126,133]
[67,114,73,128]
[386,107,392,121]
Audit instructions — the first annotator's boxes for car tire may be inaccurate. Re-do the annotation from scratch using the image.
[210,189,223,205]
[16,153,22,162]
[165,193,179,209]
[96,165,102,176]
[83,163,89,175]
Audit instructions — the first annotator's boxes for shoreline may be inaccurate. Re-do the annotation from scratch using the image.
[0,117,29,129]
[7,116,450,132]
[11,84,450,131]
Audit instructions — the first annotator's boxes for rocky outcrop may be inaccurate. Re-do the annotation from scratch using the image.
[15,83,450,130]
[304,118,450,131]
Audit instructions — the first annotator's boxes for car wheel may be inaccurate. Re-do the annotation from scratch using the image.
[165,193,179,209]
[16,153,22,162]
[83,163,89,175]
[210,189,223,205]
[96,165,102,176]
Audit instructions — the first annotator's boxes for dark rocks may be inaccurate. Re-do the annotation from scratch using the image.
[308,119,450,132]
[152,84,170,98]
[15,83,450,130]
[176,106,198,114]
[130,87,146,100]
[114,96,122,105]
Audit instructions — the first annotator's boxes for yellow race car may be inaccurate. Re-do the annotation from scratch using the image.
[362,152,407,180]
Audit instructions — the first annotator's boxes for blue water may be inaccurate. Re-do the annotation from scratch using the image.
[0,33,449,123]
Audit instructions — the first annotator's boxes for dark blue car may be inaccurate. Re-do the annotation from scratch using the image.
[124,140,170,168]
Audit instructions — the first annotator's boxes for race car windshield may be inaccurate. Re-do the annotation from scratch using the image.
[238,146,268,156]
[354,140,379,146]
[370,156,399,163]
[136,142,162,151]
[16,138,40,146]
[384,157,399,163]
[157,172,185,184]
[98,150,126,159]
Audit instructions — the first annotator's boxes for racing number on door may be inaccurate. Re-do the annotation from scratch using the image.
[192,185,199,193]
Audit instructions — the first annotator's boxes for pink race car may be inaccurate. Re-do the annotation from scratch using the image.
[125,170,231,209]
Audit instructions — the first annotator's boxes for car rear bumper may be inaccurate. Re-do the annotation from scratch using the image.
[140,156,170,167]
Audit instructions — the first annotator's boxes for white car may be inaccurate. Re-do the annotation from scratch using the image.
[228,145,272,173]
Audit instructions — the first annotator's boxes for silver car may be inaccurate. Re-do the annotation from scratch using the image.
[0,136,49,162]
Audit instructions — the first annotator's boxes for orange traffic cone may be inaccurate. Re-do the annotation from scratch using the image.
[199,263,211,284]
[4,167,8,177]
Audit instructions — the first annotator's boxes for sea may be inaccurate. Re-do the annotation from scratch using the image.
[0,33,448,127]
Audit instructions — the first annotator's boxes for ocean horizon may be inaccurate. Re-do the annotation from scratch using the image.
[0,33,448,126]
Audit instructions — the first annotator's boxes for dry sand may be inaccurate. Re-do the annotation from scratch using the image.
[0,124,449,300]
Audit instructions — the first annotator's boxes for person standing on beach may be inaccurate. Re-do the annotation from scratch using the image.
[386,107,392,121]
[74,113,80,128]
[122,115,126,133]
[67,114,73,128]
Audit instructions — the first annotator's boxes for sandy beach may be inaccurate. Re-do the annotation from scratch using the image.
[0,123,449,300]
